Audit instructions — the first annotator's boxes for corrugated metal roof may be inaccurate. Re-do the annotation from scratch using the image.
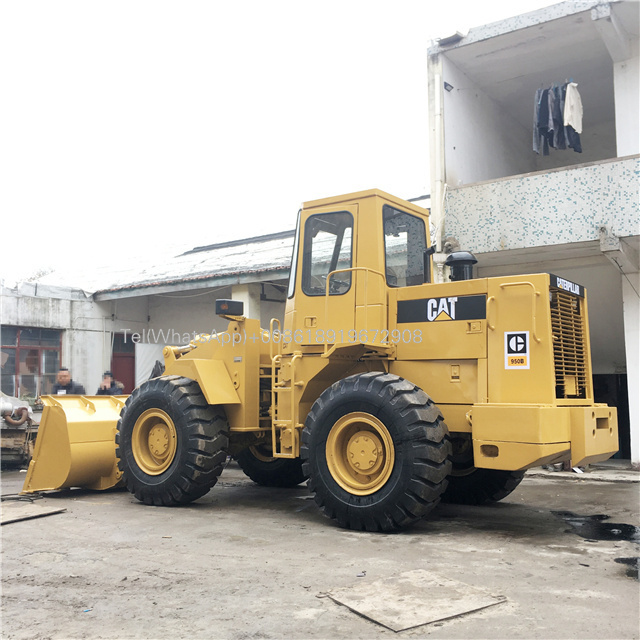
[37,230,296,297]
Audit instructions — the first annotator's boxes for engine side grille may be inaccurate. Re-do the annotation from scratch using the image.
[550,288,588,399]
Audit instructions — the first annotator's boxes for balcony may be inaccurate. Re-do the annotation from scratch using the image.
[444,155,639,257]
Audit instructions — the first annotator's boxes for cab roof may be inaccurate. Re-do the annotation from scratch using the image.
[302,188,429,218]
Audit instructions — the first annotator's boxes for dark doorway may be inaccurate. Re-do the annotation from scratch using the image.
[111,333,135,394]
[593,374,630,459]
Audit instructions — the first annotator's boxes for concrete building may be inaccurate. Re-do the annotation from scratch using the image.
[0,231,293,401]
[427,0,639,465]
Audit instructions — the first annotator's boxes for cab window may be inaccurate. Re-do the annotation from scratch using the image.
[301,212,353,296]
[383,205,427,287]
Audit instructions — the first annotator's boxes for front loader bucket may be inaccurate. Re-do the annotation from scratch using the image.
[21,395,127,494]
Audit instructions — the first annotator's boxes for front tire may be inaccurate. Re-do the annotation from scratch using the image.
[301,372,451,532]
[116,376,229,505]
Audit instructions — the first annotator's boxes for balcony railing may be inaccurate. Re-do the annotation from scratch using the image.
[444,155,639,254]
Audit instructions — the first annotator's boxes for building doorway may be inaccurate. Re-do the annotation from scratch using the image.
[111,333,135,394]
[593,374,630,459]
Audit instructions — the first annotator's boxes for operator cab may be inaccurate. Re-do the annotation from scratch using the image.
[283,189,433,348]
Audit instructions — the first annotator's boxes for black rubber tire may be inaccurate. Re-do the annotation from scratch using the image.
[116,376,229,506]
[301,372,451,532]
[441,433,525,505]
[441,468,525,505]
[236,445,307,487]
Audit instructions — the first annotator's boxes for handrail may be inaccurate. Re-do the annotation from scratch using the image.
[269,318,282,362]
[487,296,496,331]
[499,281,542,343]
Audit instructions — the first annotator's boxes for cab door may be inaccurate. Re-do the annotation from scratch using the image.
[290,206,357,347]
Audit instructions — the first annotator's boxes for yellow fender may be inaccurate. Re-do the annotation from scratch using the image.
[21,395,127,494]
[163,354,240,405]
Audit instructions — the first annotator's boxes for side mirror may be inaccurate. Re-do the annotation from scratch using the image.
[424,245,436,283]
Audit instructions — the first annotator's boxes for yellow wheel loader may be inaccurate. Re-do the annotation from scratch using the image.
[22,189,618,531]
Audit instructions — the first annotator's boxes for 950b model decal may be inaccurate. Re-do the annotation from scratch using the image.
[397,295,486,323]
[505,331,530,369]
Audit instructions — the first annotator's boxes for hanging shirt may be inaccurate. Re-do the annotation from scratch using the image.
[566,126,582,153]
[535,88,550,155]
[552,85,567,150]
[533,88,544,154]
[547,88,556,148]
[564,82,583,134]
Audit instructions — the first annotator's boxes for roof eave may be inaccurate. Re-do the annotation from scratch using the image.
[92,266,290,301]
[427,0,608,56]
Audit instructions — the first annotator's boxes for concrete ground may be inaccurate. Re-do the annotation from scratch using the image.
[1,463,638,640]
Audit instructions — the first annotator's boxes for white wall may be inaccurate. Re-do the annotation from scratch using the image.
[441,55,618,185]
[442,59,532,186]
[146,287,232,346]
[1,281,288,395]
[622,271,640,467]
[1,284,148,394]
[614,51,640,157]
[259,283,287,330]
[135,342,165,385]
[532,119,618,172]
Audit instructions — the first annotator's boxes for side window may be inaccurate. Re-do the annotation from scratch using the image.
[383,205,427,287]
[302,212,353,296]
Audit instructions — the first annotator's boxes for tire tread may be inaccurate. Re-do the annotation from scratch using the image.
[301,372,451,532]
[116,377,229,506]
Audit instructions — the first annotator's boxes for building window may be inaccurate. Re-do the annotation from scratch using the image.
[383,205,427,287]
[0,327,62,403]
[301,211,353,296]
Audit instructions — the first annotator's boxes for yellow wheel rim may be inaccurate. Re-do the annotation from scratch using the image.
[132,408,178,475]
[326,412,395,496]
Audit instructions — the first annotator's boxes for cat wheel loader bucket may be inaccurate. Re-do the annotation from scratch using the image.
[21,395,127,494]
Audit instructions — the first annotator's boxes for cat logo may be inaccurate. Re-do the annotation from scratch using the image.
[397,295,486,324]
[427,297,457,321]
[505,331,530,369]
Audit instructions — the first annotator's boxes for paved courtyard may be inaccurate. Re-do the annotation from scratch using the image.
[1,464,638,639]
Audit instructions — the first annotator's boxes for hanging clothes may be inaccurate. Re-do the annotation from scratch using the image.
[533,88,545,154]
[533,88,550,155]
[533,81,582,154]
[551,84,567,150]
[547,87,556,148]
[564,82,583,133]
[564,81,583,153]
[566,125,582,153]
[553,84,567,150]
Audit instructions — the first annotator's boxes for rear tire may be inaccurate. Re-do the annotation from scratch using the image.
[442,469,525,505]
[301,372,451,532]
[236,443,307,487]
[116,376,229,505]
[441,434,524,505]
